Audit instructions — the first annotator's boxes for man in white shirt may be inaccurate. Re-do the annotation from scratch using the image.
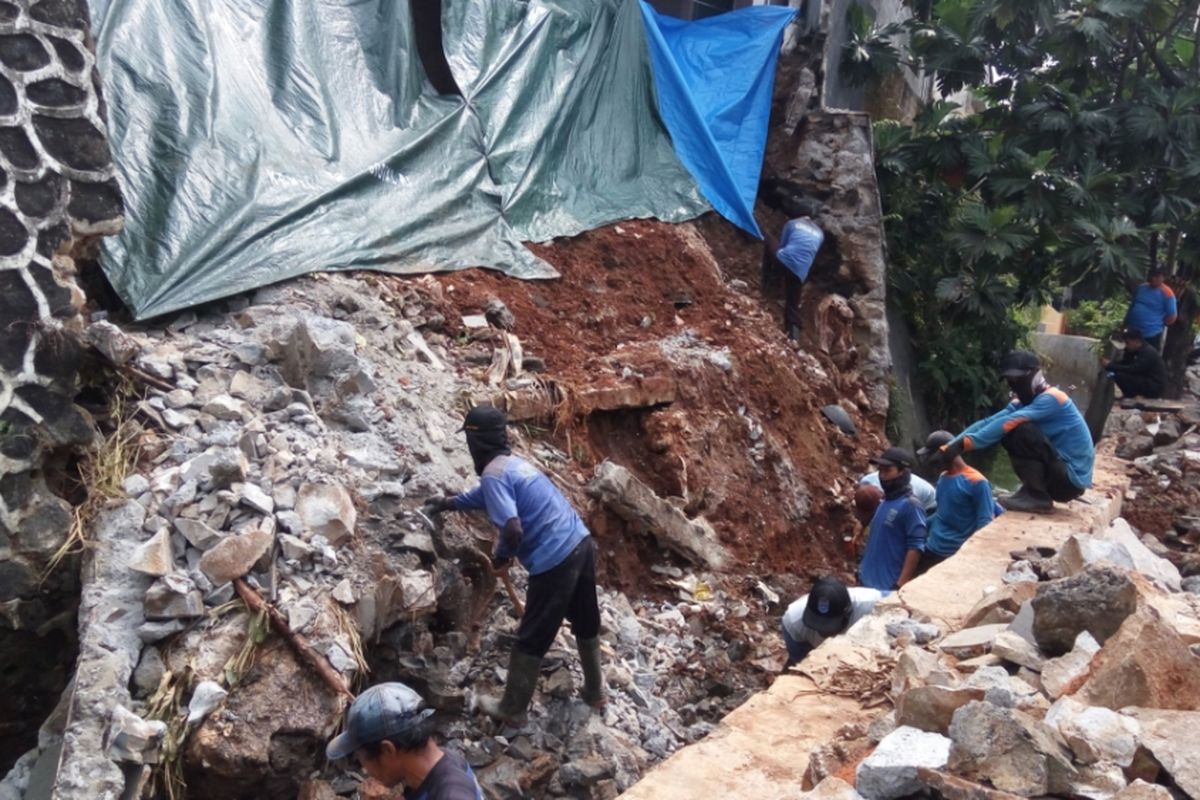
[781,577,882,666]
[860,470,937,514]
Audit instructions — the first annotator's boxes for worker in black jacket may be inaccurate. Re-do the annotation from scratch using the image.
[1103,327,1167,399]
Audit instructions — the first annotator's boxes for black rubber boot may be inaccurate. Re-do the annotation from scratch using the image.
[478,651,541,724]
[999,485,1054,513]
[578,636,606,709]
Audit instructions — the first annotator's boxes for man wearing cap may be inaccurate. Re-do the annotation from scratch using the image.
[425,405,604,723]
[858,447,927,591]
[939,351,1094,514]
[859,468,937,514]
[781,577,882,666]
[1101,327,1166,399]
[918,430,996,570]
[1124,265,1177,350]
[327,682,482,799]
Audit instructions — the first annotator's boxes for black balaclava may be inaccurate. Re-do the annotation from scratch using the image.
[461,405,511,475]
[1008,369,1047,406]
[880,470,912,500]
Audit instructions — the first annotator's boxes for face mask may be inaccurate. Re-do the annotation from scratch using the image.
[880,471,911,499]
[1007,369,1046,405]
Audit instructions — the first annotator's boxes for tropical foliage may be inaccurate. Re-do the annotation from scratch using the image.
[846,0,1200,419]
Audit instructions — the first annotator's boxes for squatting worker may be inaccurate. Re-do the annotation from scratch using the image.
[1124,264,1177,350]
[781,577,881,667]
[917,430,995,571]
[937,351,1094,514]
[426,405,604,723]
[858,447,927,592]
[1101,327,1166,400]
[326,682,483,800]
[762,215,824,340]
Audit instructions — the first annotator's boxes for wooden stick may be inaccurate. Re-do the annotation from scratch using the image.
[233,578,354,701]
[496,568,525,617]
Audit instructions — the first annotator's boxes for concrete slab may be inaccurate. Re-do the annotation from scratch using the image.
[620,458,1128,798]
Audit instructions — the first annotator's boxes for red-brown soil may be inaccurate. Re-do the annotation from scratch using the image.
[412,216,886,595]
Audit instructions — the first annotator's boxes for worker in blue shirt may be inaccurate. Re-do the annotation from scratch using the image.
[1124,265,1177,350]
[762,215,824,340]
[938,351,1094,514]
[426,406,603,723]
[859,447,927,591]
[917,430,995,572]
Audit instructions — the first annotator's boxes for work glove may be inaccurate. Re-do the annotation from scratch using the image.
[422,495,455,516]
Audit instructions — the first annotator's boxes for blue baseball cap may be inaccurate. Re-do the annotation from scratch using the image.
[326,683,434,760]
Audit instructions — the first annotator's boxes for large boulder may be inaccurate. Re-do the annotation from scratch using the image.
[1121,709,1200,799]
[947,701,1075,796]
[1031,567,1139,656]
[1044,697,1139,766]
[1078,608,1200,711]
[296,483,357,546]
[1058,520,1181,592]
[198,527,275,586]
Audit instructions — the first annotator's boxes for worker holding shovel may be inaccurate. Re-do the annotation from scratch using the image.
[425,405,605,724]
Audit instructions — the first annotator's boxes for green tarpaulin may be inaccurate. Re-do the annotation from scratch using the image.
[91,0,710,319]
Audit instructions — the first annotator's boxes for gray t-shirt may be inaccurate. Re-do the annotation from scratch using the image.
[782,587,883,645]
[860,472,937,513]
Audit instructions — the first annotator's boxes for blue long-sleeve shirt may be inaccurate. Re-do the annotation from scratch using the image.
[454,455,588,575]
[859,494,926,591]
[775,218,824,281]
[1125,283,1177,339]
[925,465,995,558]
[953,387,1094,490]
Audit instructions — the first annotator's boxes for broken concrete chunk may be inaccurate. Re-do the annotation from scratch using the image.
[138,619,189,642]
[962,583,1038,628]
[122,474,151,497]
[947,701,1075,796]
[144,572,205,620]
[105,705,167,765]
[1032,567,1139,656]
[801,776,864,799]
[885,619,940,644]
[129,529,175,577]
[133,646,166,700]
[174,518,223,551]
[272,483,297,511]
[279,533,316,561]
[588,461,728,569]
[1059,520,1181,592]
[332,578,356,605]
[207,449,249,490]
[1045,697,1138,767]
[1040,631,1101,699]
[936,623,1007,659]
[1124,709,1200,797]
[1079,608,1200,711]
[198,528,275,586]
[296,483,357,546]
[1068,762,1130,800]
[854,725,950,800]
[186,680,228,726]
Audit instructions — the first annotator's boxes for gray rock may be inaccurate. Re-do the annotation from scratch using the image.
[279,533,315,561]
[272,483,297,511]
[207,449,249,490]
[1125,709,1200,799]
[144,572,205,620]
[948,701,1075,796]
[138,619,189,642]
[122,474,151,497]
[132,647,166,699]
[1116,435,1154,460]
[484,297,516,331]
[105,705,166,765]
[885,619,940,644]
[238,483,275,515]
[331,579,356,605]
[854,725,950,800]
[991,630,1044,670]
[1059,520,1181,592]
[1183,575,1200,595]
[1032,567,1138,656]
[163,389,194,409]
[296,483,357,546]
[1113,780,1174,799]
[174,518,223,551]
[937,624,1007,659]
[186,681,229,726]
[198,527,275,585]
[201,394,248,421]
[1045,697,1138,767]
[129,529,175,577]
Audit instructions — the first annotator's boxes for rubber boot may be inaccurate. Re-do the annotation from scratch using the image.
[478,651,541,724]
[999,485,1054,513]
[577,636,606,709]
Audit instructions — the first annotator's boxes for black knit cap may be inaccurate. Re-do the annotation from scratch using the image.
[458,405,507,433]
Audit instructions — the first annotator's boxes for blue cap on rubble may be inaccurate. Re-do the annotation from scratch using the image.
[326,683,434,760]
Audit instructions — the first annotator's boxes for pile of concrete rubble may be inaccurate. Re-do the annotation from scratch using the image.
[790,516,1200,800]
[0,273,777,800]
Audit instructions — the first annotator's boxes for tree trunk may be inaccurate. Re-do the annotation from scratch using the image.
[1164,283,1196,399]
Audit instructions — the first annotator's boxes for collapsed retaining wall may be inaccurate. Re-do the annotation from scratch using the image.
[0,0,123,770]
[621,458,1132,798]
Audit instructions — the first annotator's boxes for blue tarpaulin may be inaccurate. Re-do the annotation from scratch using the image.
[640,2,796,239]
